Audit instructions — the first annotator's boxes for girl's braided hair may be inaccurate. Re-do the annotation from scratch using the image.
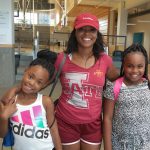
[29,53,56,81]
[120,43,150,88]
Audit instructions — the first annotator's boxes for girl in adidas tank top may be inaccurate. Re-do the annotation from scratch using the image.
[103,44,150,150]
[0,56,62,150]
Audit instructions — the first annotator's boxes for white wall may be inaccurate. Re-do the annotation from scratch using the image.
[0,0,14,44]
[127,13,150,57]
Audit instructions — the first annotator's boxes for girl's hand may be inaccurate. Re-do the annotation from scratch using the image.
[0,99,17,120]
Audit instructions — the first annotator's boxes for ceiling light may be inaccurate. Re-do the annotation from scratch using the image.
[48,0,55,3]
[36,9,54,12]
[127,23,136,25]
[137,20,150,23]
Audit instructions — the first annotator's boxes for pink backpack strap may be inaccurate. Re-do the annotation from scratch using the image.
[113,77,124,101]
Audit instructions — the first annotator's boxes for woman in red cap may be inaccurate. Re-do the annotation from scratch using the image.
[1,13,119,150]
[53,12,118,150]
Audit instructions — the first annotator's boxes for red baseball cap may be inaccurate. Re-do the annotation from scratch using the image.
[74,13,99,30]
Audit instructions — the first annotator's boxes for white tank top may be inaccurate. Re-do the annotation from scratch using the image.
[10,93,54,150]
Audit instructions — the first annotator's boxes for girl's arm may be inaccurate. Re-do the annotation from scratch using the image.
[43,96,62,150]
[103,98,115,150]
[0,99,17,137]
[1,84,21,104]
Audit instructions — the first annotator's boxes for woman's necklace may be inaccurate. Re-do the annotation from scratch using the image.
[73,52,95,68]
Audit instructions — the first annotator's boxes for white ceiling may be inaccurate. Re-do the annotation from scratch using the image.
[14,0,150,18]
[78,0,150,10]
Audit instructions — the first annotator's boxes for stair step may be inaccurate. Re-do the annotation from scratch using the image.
[16,74,23,81]
[19,60,31,66]
[20,55,33,61]
[15,54,34,81]
[17,66,26,75]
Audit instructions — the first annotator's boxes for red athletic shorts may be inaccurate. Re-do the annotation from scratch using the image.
[56,117,102,145]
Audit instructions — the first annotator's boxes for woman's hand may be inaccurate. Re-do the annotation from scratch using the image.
[1,84,21,104]
[107,65,119,81]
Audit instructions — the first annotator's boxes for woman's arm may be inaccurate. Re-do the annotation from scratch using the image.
[0,84,21,104]
[103,98,115,150]
[106,65,120,82]
[0,99,17,137]
[43,96,62,150]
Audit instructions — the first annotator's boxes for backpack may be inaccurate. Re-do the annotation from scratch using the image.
[113,77,124,101]
[2,120,14,150]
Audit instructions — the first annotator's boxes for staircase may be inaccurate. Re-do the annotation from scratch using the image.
[15,53,33,81]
